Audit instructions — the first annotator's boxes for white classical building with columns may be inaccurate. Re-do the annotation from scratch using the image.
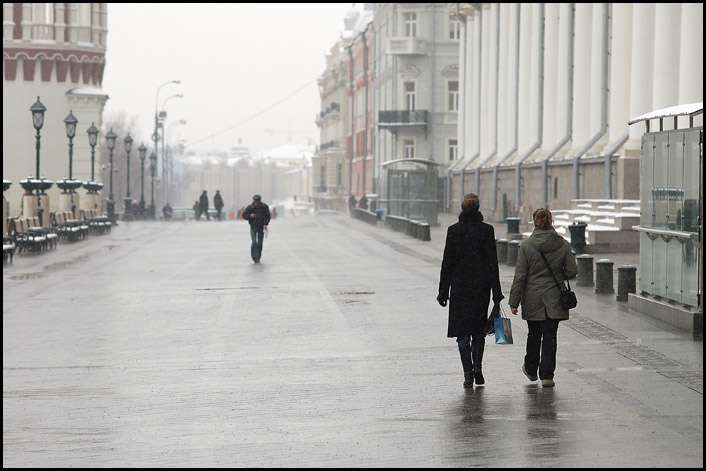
[451,3,703,223]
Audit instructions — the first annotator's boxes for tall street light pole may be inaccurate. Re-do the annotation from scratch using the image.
[138,143,147,218]
[167,119,186,205]
[154,80,180,211]
[61,110,81,217]
[160,93,183,205]
[105,128,117,223]
[123,133,133,220]
[28,96,52,226]
[149,152,157,219]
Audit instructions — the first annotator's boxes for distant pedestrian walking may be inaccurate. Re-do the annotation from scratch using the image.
[192,200,200,220]
[243,194,270,263]
[358,194,368,210]
[348,194,357,212]
[162,203,173,221]
[199,190,210,220]
[214,190,224,221]
[509,208,578,388]
[438,193,504,388]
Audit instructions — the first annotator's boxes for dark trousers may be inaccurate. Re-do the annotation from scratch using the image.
[524,315,560,380]
[250,226,264,261]
[216,208,222,220]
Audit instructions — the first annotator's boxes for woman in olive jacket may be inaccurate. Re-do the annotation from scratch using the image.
[438,193,504,388]
[509,208,578,387]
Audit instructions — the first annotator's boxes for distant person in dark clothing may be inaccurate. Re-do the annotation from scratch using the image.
[162,203,173,221]
[213,190,224,221]
[243,194,271,263]
[199,190,210,220]
[193,200,200,220]
[358,194,369,210]
[438,193,504,388]
[348,194,357,212]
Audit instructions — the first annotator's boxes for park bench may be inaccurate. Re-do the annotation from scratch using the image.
[3,236,15,263]
[9,218,48,253]
[27,216,58,250]
[81,208,112,234]
[51,211,87,241]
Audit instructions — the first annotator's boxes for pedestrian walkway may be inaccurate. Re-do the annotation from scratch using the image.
[2,214,702,467]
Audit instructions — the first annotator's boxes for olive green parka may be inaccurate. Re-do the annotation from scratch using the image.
[509,227,578,321]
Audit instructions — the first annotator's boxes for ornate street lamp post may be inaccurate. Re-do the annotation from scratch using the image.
[83,122,103,202]
[149,152,157,219]
[123,133,133,220]
[138,143,147,218]
[58,110,82,217]
[27,97,53,226]
[105,128,117,222]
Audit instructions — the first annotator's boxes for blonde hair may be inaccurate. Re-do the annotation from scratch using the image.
[461,193,480,213]
[533,208,553,229]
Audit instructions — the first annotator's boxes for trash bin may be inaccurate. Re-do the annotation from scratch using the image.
[506,217,520,235]
[568,222,587,253]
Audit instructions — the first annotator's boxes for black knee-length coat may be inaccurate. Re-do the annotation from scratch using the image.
[438,211,503,337]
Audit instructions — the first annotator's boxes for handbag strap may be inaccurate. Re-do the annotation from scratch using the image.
[539,251,567,292]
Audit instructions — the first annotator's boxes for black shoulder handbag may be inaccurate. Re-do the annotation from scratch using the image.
[539,252,577,310]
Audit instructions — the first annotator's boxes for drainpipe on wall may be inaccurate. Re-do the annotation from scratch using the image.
[603,130,629,199]
[515,3,545,209]
[491,4,520,214]
[430,3,435,159]
[347,45,355,198]
[474,4,500,195]
[459,3,483,198]
[446,4,467,211]
[541,4,575,208]
[572,3,609,200]
[362,28,368,197]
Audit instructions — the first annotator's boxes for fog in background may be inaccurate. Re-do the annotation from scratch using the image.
[102,3,356,155]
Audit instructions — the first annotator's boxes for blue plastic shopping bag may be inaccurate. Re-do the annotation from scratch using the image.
[494,314,513,344]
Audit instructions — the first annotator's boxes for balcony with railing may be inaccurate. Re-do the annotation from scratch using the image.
[387,37,426,55]
[378,110,429,137]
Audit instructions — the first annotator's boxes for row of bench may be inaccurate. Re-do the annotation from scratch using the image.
[3,209,112,264]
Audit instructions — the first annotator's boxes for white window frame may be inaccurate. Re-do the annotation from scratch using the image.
[403,139,416,160]
[404,81,416,111]
[449,139,458,161]
[449,18,461,40]
[448,81,459,112]
[404,12,418,38]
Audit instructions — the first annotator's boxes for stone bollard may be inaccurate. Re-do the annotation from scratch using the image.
[496,239,508,264]
[595,259,614,294]
[419,223,431,241]
[576,254,594,287]
[506,240,521,266]
[616,265,637,301]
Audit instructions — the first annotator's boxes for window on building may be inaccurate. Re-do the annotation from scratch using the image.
[449,139,458,161]
[450,18,461,40]
[337,163,343,186]
[320,164,326,187]
[404,82,416,111]
[448,81,459,111]
[404,139,415,159]
[404,12,417,37]
[32,3,55,40]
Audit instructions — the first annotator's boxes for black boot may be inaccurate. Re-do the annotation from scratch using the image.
[471,338,486,386]
[458,346,474,388]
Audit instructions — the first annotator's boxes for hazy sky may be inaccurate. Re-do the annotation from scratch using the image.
[102,3,356,156]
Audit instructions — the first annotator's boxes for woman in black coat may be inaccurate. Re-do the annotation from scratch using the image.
[437,193,504,387]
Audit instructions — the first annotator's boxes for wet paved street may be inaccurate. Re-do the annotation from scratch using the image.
[3,213,703,467]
